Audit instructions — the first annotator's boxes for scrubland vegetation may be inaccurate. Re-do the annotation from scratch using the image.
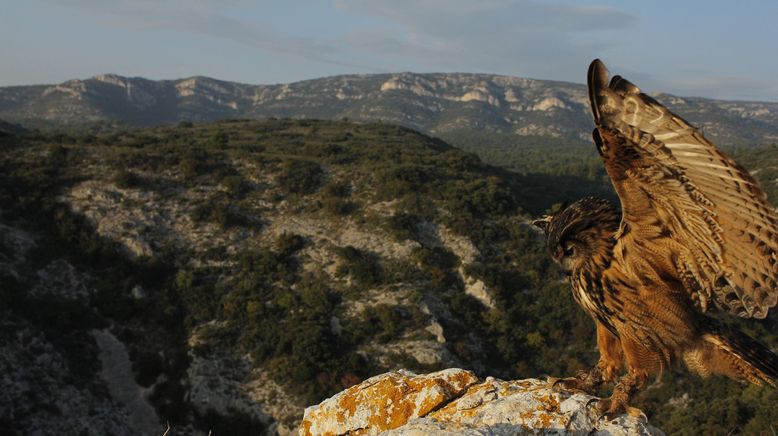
[1,119,777,433]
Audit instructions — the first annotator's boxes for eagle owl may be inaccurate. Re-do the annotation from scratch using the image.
[533,60,778,416]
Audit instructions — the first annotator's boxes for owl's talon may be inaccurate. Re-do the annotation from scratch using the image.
[547,370,602,395]
[626,406,647,423]
[550,376,585,392]
[584,397,600,415]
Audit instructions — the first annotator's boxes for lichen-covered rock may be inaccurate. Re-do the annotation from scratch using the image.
[300,369,480,435]
[300,370,665,436]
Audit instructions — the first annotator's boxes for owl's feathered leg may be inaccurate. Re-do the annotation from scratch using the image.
[593,371,647,417]
[551,323,622,394]
[594,332,657,418]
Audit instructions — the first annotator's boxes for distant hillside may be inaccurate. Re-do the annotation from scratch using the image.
[2,73,777,150]
[0,118,27,136]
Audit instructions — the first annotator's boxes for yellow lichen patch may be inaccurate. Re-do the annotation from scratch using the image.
[366,381,424,430]
[519,408,536,422]
[339,386,360,415]
[447,369,481,392]
[299,369,479,436]
[299,419,312,436]
[535,411,555,429]
[497,379,534,396]
[537,393,560,413]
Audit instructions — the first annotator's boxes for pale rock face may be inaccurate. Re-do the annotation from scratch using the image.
[434,225,497,309]
[44,84,85,98]
[503,88,521,103]
[380,77,437,98]
[175,77,240,109]
[425,319,446,343]
[664,96,687,105]
[461,274,496,310]
[515,123,563,137]
[532,96,568,111]
[93,74,158,108]
[300,370,665,436]
[436,225,480,265]
[381,76,503,107]
[457,89,501,107]
[175,78,199,97]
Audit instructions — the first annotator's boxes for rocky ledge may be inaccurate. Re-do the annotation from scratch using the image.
[299,368,664,435]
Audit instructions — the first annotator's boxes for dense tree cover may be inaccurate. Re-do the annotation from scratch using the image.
[1,120,777,433]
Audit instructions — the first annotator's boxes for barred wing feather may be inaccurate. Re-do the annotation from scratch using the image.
[588,59,778,318]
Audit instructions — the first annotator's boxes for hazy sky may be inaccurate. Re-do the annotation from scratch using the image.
[2,0,777,101]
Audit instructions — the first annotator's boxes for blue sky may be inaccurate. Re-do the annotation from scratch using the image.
[2,0,777,101]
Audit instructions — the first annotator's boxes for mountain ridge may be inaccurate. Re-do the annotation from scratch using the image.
[3,72,777,149]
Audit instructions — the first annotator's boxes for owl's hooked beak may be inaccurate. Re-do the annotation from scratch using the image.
[531,215,553,234]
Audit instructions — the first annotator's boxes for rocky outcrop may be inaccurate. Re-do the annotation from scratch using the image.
[300,369,664,436]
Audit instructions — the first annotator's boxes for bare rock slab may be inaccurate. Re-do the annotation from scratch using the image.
[300,369,664,436]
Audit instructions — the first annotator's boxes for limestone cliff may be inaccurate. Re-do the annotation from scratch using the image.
[300,369,664,436]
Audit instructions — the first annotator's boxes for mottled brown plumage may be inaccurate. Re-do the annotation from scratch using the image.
[533,60,778,416]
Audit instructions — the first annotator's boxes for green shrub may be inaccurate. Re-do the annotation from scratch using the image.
[221,174,248,197]
[179,157,202,180]
[274,232,306,256]
[113,169,141,189]
[208,130,229,148]
[410,246,459,288]
[322,197,358,215]
[384,212,421,242]
[191,196,250,229]
[335,246,382,286]
[277,159,323,194]
[344,304,426,344]
[323,181,351,198]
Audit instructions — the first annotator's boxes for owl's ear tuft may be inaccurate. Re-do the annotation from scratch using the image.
[531,215,553,234]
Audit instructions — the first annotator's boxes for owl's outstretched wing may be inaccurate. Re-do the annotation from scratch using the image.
[588,59,778,318]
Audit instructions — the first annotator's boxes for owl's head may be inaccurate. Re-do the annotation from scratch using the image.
[532,197,620,274]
